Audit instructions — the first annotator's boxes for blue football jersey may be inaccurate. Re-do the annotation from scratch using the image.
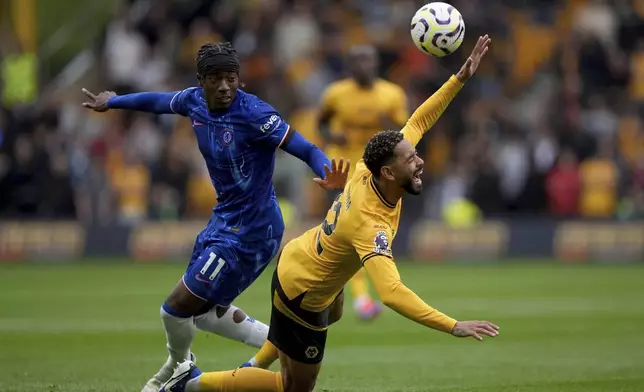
[169,88,289,243]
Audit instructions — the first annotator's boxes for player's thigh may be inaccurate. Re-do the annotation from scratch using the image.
[267,273,327,377]
[328,289,344,325]
[182,243,247,308]
[269,306,325,392]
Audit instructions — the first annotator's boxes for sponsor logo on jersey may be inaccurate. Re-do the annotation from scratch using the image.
[373,230,392,256]
[260,115,281,133]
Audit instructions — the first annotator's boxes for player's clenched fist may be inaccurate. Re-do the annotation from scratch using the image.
[451,320,500,341]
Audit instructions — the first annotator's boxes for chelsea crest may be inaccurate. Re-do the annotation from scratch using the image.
[221,128,234,146]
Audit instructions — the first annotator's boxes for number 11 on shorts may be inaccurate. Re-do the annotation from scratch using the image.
[200,252,226,281]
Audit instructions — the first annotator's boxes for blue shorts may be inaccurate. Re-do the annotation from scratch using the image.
[182,236,281,307]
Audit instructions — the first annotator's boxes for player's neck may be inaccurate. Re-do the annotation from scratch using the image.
[372,177,403,206]
[354,78,375,89]
[205,99,227,113]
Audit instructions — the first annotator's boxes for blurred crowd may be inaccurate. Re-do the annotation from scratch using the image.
[1,0,644,225]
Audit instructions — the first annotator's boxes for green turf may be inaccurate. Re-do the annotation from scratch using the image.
[0,262,643,391]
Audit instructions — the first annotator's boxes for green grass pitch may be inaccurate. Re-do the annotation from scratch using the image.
[0,262,643,391]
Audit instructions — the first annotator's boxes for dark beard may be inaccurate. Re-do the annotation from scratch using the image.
[402,181,421,195]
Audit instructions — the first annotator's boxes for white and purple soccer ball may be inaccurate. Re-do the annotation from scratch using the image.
[410,2,465,57]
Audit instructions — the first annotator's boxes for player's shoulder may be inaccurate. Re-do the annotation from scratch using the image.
[325,79,356,94]
[171,87,203,110]
[238,89,279,119]
[237,90,288,137]
[375,79,405,95]
[351,159,371,182]
[354,215,394,257]
[348,166,397,223]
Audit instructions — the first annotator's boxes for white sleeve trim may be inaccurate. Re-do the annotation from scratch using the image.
[278,124,291,148]
[169,87,197,114]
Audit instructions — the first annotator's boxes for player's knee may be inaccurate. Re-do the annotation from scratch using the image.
[209,305,248,324]
[165,280,206,316]
[282,372,316,392]
[213,305,246,322]
[233,307,247,323]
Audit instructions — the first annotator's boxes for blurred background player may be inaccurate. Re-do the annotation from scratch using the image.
[317,44,408,320]
[82,42,347,392]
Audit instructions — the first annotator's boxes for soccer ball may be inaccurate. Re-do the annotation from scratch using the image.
[410,2,465,57]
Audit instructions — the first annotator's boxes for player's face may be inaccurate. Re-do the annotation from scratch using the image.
[349,51,377,85]
[199,71,239,109]
[390,139,424,195]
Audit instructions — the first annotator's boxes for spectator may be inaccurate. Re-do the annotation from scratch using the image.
[495,129,530,211]
[103,8,148,89]
[149,146,191,221]
[0,134,47,217]
[1,0,643,224]
[580,94,618,140]
[109,145,150,225]
[546,149,580,217]
[579,138,619,217]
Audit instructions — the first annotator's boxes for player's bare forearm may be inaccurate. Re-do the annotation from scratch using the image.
[363,255,457,333]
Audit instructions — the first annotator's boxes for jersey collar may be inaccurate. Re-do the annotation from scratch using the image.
[370,177,397,209]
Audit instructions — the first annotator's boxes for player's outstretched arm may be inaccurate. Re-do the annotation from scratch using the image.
[363,255,499,340]
[280,129,349,190]
[81,88,181,114]
[362,254,456,332]
[401,35,491,147]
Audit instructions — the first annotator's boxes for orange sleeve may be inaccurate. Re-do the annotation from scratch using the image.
[401,75,463,147]
[351,221,457,333]
[363,255,458,333]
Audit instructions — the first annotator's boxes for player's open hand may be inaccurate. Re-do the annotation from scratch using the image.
[455,35,491,83]
[451,320,499,341]
[81,88,116,112]
[314,158,350,190]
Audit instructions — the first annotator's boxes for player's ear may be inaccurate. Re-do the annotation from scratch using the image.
[235,72,244,88]
[380,165,395,181]
[196,74,204,87]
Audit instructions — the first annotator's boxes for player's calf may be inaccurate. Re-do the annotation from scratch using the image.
[142,280,206,392]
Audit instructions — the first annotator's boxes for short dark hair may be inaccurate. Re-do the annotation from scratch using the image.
[363,130,404,178]
[195,42,240,76]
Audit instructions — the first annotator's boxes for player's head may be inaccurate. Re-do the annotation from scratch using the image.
[348,45,378,86]
[363,130,424,195]
[196,42,240,109]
